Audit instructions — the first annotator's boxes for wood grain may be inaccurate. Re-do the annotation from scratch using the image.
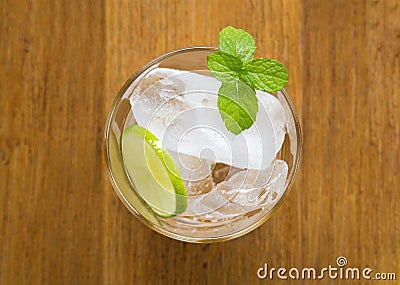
[1,0,399,284]
[0,1,106,283]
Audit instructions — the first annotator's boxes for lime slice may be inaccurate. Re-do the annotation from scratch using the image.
[121,125,187,217]
[108,131,161,226]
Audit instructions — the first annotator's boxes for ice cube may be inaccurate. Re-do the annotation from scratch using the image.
[219,159,289,209]
[211,163,241,184]
[258,91,286,156]
[129,68,286,170]
[184,190,259,219]
[262,159,289,208]
[183,160,288,218]
[168,151,215,196]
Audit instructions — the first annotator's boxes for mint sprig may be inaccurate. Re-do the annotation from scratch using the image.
[207,26,288,135]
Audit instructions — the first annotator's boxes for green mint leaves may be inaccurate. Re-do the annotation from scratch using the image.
[244,58,289,93]
[219,26,256,62]
[218,81,258,135]
[207,52,243,82]
[207,26,288,135]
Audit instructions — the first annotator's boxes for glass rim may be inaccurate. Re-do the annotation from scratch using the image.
[104,46,302,243]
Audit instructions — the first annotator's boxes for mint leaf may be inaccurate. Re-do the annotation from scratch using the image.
[207,26,289,135]
[243,58,288,92]
[219,26,256,62]
[217,81,258,135]
[207,51,243,82]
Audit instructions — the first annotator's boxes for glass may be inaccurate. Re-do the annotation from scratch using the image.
[105,47,302,243]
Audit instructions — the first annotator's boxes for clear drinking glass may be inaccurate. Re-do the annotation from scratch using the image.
[105,47,302,243]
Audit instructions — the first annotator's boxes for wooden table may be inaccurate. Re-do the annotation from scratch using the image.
[1,1,399,284]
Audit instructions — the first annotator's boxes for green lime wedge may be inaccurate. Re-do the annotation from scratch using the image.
[121,125,187,217]
[108,131,161,226]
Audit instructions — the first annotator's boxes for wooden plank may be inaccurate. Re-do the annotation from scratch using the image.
[301,0,400,278]
[0,1,106,283]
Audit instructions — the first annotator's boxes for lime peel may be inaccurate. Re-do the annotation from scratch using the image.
[121,125,187,217]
